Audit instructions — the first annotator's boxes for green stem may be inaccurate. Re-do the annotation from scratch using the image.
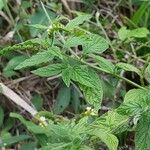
[58,32,146,91]
[82,60,147,90]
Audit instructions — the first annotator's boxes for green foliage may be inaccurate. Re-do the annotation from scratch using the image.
[3,55,27,77]
[118,26,149,41]
[32,63,64,77]
[131,1,150,25]
[31,95,43,111]
[53,85,71,114]
[10,112,119,150]
[91,54,115,73]
[65,34,109,54]
[145,64,150,82]
[0,135,31,147]
[87,129,118,150]
[1,4,150,150]
[116,62,142,76]
[15,50,54,70]
[135,114,150,150]
[65,14,92,30]
[0,106,4,127]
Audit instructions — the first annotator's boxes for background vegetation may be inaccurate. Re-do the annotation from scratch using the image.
[0,0,150,150]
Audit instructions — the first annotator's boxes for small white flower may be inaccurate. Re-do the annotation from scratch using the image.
[47,25,53,32]
[86,107,92,111]
[40,116,46,122]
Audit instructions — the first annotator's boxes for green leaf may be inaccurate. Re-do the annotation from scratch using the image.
[83,34,109,54]
[98,111,128,132]
[20,142,36,150]
[90,54,115,73]
[0,135,31,147]
[124,88,149,104]
[10,113,48,135]
[3,118,15,131]
[118,26,130,41]
[15,50,54,70]
[64,34,109,54]
[53,85,71,114]
[31,95,43,111]
[0,106,4,127]
[72,66,95,88]
[135,114,150,150]
[116,62,142,76]
[131,1,150,25]
[65,14,92,30]
[88,129,118,150]
[3,56,27,77]
[0,0,4,10]
[118,26,149,40]
[71,86,80,113]
[64,35,87,48]
[40,142,72,150]
[32,63,64,77]
[129,28,149,38]
[81,86,103,109]
[48,46,63,59]
[62,67,72,87]
[29,8,55,37]
[145,64,150,82]
[79,69,103,109]
[117,89,150,115]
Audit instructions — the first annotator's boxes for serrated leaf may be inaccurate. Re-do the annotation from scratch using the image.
[72,66,95,88]
[99,111,128,132]
[79,69,103,109]
[65,14,92,30]
[83,34,109,54]
[48,46,63,59]
[15,50,54,70]
[62,67,73,87]
[81,86,102,109]
[53,85,71,114]
[124,88,149,104]
[64,36,87,48]
[64,34,109,54]
[117,89,150,115]
[135,114,150,150]
[116,62,142,76]
[145,64,150,82]
[32,63,64,77]
[88,129,118,150]
[91,54,115,73]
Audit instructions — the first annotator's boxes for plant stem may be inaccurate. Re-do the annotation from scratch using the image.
[58,32,147,91]
[82,60,147,90]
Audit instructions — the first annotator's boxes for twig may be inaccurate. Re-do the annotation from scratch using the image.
[0,83,37,116]
[61,0,72,17]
